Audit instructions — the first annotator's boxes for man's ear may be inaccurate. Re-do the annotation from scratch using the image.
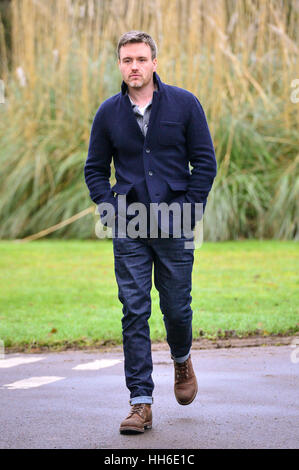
[153,58,158,71]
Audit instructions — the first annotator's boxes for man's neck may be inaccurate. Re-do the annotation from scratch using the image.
[128,79,157,107]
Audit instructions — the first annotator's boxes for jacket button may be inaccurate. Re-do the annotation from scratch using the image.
[145,148,150,153]
[149,171,153,176]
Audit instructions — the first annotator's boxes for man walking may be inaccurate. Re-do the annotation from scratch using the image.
[84,31,217,434]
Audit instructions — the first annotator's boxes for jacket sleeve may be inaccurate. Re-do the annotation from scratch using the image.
[184,94,217,213]
[84,104,116,211]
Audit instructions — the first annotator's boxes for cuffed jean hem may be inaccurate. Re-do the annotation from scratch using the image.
[171,351,190,363]
[130,396,153,405]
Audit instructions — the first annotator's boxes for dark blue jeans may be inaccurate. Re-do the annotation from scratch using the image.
[112,234,194,405]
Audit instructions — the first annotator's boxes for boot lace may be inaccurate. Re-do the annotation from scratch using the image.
[175,360,189,382]
[128,403,147,418]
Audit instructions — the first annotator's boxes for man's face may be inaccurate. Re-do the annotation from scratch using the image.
[118,42,157,89]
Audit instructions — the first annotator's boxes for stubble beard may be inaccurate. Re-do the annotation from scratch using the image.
[128,77,144,88]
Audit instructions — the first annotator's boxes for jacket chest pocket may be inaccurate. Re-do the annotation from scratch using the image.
[158,121,185,146]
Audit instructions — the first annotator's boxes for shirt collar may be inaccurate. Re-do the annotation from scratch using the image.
[127,93,153,110]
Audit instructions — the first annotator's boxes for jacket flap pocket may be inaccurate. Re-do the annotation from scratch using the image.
[111,181,133,195]
[160,121,183,126]
[167,179,189,191]
[158,121,185,146]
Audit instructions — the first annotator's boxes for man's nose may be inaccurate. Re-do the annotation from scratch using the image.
[131,60,139,69]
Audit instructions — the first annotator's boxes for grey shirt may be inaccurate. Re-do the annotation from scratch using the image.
[127,93,152,137]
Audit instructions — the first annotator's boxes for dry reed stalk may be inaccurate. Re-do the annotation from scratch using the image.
[6,0,298,147]
[0,12,9,79]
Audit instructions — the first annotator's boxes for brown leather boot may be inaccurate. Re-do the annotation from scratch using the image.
[173,355,198,405]
[119,403,152,434]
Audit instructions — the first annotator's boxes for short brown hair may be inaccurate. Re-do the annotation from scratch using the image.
[117,31,158,60]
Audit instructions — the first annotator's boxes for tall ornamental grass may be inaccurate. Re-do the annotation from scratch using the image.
[0,0,298,240]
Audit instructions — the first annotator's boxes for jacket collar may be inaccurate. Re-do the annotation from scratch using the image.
[121,71,163,95]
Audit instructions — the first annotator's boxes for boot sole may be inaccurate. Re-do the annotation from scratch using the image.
[175,381,198,406]
[119,422,152,434]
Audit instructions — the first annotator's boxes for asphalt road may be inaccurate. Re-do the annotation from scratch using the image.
[0,345,298,449]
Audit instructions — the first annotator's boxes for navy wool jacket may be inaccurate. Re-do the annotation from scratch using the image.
[84,72,217,231]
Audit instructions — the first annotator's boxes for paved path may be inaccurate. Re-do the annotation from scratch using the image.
[0,346,298,449]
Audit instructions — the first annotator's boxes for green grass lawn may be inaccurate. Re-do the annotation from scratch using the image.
[0,240,298,351]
